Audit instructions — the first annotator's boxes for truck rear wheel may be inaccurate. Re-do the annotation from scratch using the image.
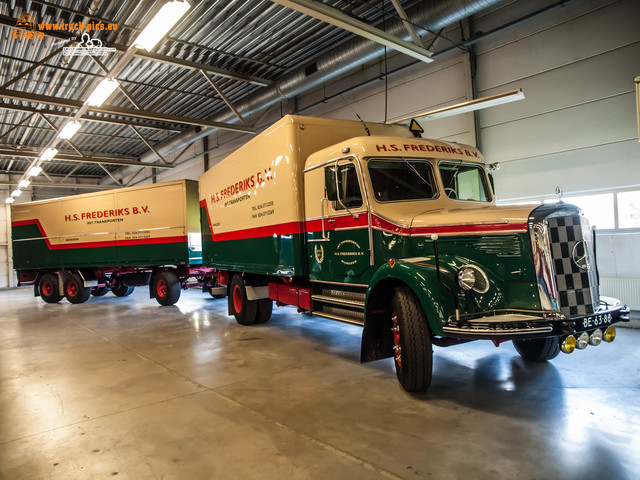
[111,284,134,297]
[513,337,560,362]
[255,298,273,324]
[230,275,258,325]
[391,287,433,392]
[39,274,62,303]
[64,273,91,304]
[91,286,108,297]
[153,270,181,306]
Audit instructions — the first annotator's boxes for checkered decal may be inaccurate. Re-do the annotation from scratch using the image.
[548,215,599,317]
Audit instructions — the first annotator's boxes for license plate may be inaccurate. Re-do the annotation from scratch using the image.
[580,313,613,329]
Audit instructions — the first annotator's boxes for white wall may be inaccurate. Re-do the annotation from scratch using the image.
[474,0,640,200]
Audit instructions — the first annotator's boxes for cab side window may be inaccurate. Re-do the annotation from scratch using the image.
[330,163,363,210]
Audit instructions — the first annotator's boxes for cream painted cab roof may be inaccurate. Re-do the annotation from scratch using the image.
[305,135,485,170]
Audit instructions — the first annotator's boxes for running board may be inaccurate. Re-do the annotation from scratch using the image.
[312,294,365,308]
[311,311,365,326]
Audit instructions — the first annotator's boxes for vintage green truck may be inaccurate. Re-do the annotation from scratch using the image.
[199,115,629,392]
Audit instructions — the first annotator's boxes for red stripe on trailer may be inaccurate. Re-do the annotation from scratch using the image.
[12,219,186,249]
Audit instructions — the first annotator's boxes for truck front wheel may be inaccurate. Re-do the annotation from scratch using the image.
[391,287,433,392]
[512,337,560,362]
[230,275,258,325]
[64,273,91,304]
[39,274,62,303]
[153,271,181,306]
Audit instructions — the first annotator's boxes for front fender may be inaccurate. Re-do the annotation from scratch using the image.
[367,261,453,335]
[360,261,455,363]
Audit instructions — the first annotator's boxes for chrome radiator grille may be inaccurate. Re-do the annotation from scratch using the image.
[547,214,599,316]
[529,205,600,318]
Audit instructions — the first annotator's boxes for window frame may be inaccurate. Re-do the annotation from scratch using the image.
[366,157,440,204]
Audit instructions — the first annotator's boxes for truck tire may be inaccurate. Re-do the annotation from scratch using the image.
[391,286,433,392]
[153,270,181,306]
[64,273,91,304]
[255,298,273,324]
[111,284,135,297]
[39,274,62,303]
[513,337,560,362]
[230,275,258,325]
[91,286,109,297]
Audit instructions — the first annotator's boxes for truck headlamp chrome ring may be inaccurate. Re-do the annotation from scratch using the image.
[456,265,489,294]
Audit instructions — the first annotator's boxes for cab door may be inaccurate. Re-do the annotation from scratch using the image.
[306,159,371,284]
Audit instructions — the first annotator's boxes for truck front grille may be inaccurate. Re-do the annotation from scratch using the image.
[547,215,599,316]
[529,204,600,318]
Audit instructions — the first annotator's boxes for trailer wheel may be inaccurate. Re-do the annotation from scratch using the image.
[63,273,91,304]
[230,275,258,325]
[513,337,560,362]
[391,286,433,392]
[255,298,273,324]
[153,270,181,306]
[111,284,135,297]
[39,274,62,303]
[91,286,109,297]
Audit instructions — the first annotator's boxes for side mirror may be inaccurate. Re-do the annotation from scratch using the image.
[324,166,339,202]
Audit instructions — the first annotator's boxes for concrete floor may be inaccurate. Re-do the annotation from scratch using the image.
[1,287,639,480]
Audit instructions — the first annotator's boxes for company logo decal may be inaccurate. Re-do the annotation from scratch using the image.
[12,13,43,40]
[334,239,364,265]
[63,32,116,57]
[572,240,591,271]
[314,244,324,264]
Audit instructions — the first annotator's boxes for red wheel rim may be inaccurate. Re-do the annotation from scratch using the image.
[42,280,53,296]
[232,284,243,313]
[392,312,402,367]
[157,279,167,298]
[67,281,78,297]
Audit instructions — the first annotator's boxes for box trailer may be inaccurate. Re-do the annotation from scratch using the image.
[199,115,630,392]
[12,179,216,305]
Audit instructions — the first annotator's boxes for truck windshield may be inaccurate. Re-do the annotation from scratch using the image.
[368,159,437,202]
[439,162,491,202]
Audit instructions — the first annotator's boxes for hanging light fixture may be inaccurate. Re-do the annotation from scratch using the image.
[86,78,120,107]
[133,1,191,51]
[58,121,82,140]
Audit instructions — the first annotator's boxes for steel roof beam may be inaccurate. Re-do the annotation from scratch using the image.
[0,179,118,190]
[269,0,433,63]
[0,103,183,132]
[0,88,256,134]
[0,148,174,169]
[0,15,272,86]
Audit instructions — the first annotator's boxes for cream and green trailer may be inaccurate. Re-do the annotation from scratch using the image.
[11,179,215,305]
[199,115,629,392]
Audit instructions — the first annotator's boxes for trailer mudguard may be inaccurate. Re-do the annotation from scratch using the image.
[361,260,454,362]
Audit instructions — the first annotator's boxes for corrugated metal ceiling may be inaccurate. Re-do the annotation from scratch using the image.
[0,0,420,184]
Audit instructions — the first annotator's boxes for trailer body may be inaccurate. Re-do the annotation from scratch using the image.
[12,180,211,305]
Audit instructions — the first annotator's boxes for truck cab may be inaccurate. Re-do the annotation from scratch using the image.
[301,134,628,391]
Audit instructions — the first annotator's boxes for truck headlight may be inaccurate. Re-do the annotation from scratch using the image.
[456,266,489,294]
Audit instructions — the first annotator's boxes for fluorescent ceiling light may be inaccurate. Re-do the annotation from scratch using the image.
[86,78,120,107]
[58,121,82,140]
[133,1,191,51]
[40,147,58,161]
[5,197,15,204]
[391,89,526,124]
[11,189,22,197]
[18,179,31,188]
[27,166,43,177]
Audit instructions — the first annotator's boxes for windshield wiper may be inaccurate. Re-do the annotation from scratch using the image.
[403,158,434,197]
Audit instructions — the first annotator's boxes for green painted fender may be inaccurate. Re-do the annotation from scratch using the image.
[360,260,456,362]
